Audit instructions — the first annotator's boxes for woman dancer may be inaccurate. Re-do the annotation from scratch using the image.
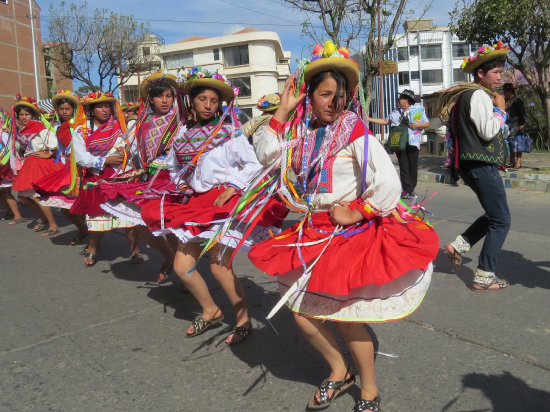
[99,73,184,282]
[33,90,89,244]
[69,92,141,266]
[10,96,64,236]
[249,42,439,411]
[141,67,274,344]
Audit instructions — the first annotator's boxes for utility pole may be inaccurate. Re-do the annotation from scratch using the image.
[377,0,385,142]
[28,0,40,99]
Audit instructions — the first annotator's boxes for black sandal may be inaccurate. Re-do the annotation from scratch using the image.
[157,264,172,284]
[225,321,252,345]
[306,365,356,410]
[83,251,98,267]
[33,220,47,232]
[186,312,224,337]
[130,252,145,264]
[354,395,381,412]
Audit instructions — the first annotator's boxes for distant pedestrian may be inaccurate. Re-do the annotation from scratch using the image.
[441,42,510,290]
[368,89,429,200]
[502,83,526,168]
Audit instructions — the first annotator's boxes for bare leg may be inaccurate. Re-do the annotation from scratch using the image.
[125,227,141,256]
[209,262,250,343]
[31,198,59,234]
[335,322,378,401]
[1,189,23,221]
[293,314,350,403]
[61,210,88,243]
[173,248,222,334]
[515,151,523,168]
[134,225,173,264]
[19,196,47,225]
[84,231,104,265]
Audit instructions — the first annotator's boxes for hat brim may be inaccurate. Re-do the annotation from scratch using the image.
[140,72,179,100]
[463,49,509,74]
[304,57,359,92]
[52,93,80,109]
[80,96,117,106]
[181,78,235,103]
[258,105,280,113]
[14,101,41,118]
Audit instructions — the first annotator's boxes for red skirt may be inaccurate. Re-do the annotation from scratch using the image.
[141,186,238,236]
[249,212,439,296]
[69,168,116,216]
[0,163,16,182]
[99,170,174,205]
[32,163,71,195]
[12,156,65,192]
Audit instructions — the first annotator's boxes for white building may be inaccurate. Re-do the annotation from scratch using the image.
[121,28,291,124]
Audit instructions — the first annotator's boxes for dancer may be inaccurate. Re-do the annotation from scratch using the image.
[69,92,142,266]
[10,96,64,236]
[99,73,184,282]
[141,67,278,344]
[0,109,23,222]
[249,42,439,411]
[33,90,89,245]
[442,43,510,290]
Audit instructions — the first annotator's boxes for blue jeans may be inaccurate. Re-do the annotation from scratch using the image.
[459,162,511,272]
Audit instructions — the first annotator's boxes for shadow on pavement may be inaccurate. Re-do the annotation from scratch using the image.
[498,250,550,290]
[442,371,550,412]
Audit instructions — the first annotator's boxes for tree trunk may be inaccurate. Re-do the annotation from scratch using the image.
[363,71,375,117]
[544,95,550,150]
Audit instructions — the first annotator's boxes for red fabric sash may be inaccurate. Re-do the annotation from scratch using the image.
[56,121,72,148]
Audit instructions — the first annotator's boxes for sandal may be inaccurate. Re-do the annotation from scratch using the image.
[8,217,25,225]
[70,231,88,246]
[33,220,47,232]
[186,312,224,337]
[225,321,252,345]
[472,275,509,291]
[41,228,60,237]
[306,365,356,410]
[130,252,145,265]
[445,244,462,270]
[157,264,172,284]
[354,395,381,412]
[83,251,98,267]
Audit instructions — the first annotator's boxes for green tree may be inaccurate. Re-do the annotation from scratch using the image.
[451,0,550,148]
[47,1,152,94]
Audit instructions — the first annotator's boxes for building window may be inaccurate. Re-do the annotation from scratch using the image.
[398,47,408,61]
[398,72,409,85]
[411,71,420,80]
[229,76,251,98]
[164,52,193,69]
[238,107,253,125]
[213,48,220,61]
[452,43,469,59]
[223,45,249,67]
[123,86,140,103]
[453,68,468,83]
[142,47,150,56]
[0,1,7,4]
[409,46,418,57]
[422,69,443,84]
[421,45,442,60]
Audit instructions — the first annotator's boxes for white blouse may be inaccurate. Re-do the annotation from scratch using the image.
[470,90,504,141]
[18,128,57,156]
[167,132,263,193]
[253,121,401,215]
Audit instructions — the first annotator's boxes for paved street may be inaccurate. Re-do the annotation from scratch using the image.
[1,182,549,411]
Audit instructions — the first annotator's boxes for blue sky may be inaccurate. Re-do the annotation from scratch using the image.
[37,0,454,71]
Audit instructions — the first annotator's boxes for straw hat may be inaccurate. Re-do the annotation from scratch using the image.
[257,93,281,113]
[14,95,41,118]
[303,41,360,92]
[180,66,234,102]
[462,42,509,74]
[80,91,116,106]
[139,72,179,100]
[51,89,80,109]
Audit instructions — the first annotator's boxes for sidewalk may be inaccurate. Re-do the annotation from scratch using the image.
[393,152,550,192]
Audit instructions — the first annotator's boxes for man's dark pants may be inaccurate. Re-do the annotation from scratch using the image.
[459,161,511,272]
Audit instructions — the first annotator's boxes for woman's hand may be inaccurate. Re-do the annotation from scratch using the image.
[272,74,306,123]
[214,186,236,207]
[105,155,124,165]
[329,201,364,226]
[32,151,53,159]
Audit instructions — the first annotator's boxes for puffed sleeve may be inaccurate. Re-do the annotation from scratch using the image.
[470,90,505,141]
[348,132,401,218]
[223,133,262,191]
[72,126,106,170]
[252,117,285,166]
